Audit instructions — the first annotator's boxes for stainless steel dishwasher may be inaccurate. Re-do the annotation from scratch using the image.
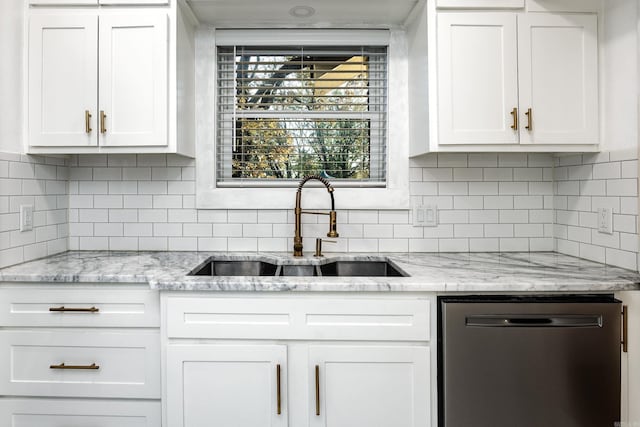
[438,295,621,427]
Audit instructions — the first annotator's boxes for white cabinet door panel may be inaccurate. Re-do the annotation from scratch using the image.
[28,14,98,147]
[437,13,519,145]
[99,14,168,147]
[436,0,524,8]
[309,345,430,427]
[517,14,599,145]
[0,398,160,426]
[167,345,288,427]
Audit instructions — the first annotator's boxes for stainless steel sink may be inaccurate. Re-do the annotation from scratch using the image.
[319,260,407,277]
[189,259,279,276]
[189,258,407,277]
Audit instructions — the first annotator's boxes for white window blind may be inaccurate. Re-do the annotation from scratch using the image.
[216,45,388,187]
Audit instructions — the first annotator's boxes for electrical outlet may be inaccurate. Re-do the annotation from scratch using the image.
[20,205,33,232]
[413,204,438,227]
[597,207,613,234]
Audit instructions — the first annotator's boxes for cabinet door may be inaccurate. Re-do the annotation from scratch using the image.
[28,14,98,147]
[309,345,430,427]
[437,13,519,145]
[0,398,160,426]
[517,14,599,145]
[166,345,288,427]
[98,14,168,147]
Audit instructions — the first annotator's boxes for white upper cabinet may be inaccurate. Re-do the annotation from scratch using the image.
[433,10,599,152]
[517,13,599,145]
[28,14,98,148]
[26,2,196,156]
[437,13,519,146]
[98,14,168,147]
[28,11,169,152]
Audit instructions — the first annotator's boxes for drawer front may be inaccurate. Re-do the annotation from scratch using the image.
[0,330,160,399]
[166,296,430,341]
[0,398,161,426]
[0,288,159,328]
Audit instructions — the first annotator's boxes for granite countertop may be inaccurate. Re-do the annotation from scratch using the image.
[0,251,639,292]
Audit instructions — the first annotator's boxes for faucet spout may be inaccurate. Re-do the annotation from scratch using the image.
[293,175,339,257]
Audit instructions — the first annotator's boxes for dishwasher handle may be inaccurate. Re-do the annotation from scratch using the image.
[466,314,602,328]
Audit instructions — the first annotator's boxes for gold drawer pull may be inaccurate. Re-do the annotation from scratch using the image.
[85,110,92,134]
[315,364,320,416]
[276,364,282,415]
[49,306,99,313]
[510,107,518,130]
[525,108,533,131]
[100,110,107,134]
[50,362,100,370]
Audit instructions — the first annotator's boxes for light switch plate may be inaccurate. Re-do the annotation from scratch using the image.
[413,204,438,227]
[20,205,33,232]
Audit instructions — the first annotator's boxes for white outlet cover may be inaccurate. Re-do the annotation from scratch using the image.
[20,205,34,232]
[597,207,613,234]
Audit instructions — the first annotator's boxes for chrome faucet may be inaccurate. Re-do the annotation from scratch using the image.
[293,175,339,257]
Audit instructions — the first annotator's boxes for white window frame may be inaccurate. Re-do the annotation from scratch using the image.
[196,28,410,210]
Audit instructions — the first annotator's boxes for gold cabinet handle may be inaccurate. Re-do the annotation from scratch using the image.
[276,364,282,415]
[100,110,107,134]
[315,365,320,416]
[50,362,99,370]
[85,110,92,134]
[622,305,628,353]
[510,107,518,130]
[49,306,99,313]
[525,108,532,131]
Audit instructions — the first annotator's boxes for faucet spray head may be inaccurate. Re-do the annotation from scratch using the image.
[327,210,339,238]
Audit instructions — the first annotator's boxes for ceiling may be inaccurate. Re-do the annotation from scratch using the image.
[186,0,421,28]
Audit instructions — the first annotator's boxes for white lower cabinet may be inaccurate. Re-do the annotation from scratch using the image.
[167,344,287,427]
[0,398,161,426]
[309,345,430,427]
[163,294,433,427]
[0,285,161,425]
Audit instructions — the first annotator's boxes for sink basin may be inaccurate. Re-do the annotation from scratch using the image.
[189,258,407,277]
[319,260,407,277]
[189,259,279,276]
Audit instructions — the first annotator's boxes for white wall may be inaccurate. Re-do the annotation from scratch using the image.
[0,0,24,154]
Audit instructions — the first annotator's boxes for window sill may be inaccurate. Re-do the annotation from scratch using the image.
[196,187,410,210]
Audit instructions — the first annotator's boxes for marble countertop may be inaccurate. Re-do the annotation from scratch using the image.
[0,251,639,292]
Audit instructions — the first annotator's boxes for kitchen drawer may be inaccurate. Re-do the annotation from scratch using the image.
[0,288,159,328]
[0,330,160,399]
[0,398,161,426]
[166,296,430,341]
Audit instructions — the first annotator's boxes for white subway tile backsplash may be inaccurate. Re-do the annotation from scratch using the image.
[468,153,498,167]
[93,168,122,181]
[109,237,139,251]
[153,195,182,209]
[483,168,513,181]
[437,153,467,167]
[168,209,197,223]
[0,149,621,270]
[94,195,123,209]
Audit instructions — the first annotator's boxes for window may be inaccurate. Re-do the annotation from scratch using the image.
[196,29,409,210]
[216,45,387,187]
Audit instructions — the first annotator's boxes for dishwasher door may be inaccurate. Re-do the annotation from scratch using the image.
[439,296,621,427]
